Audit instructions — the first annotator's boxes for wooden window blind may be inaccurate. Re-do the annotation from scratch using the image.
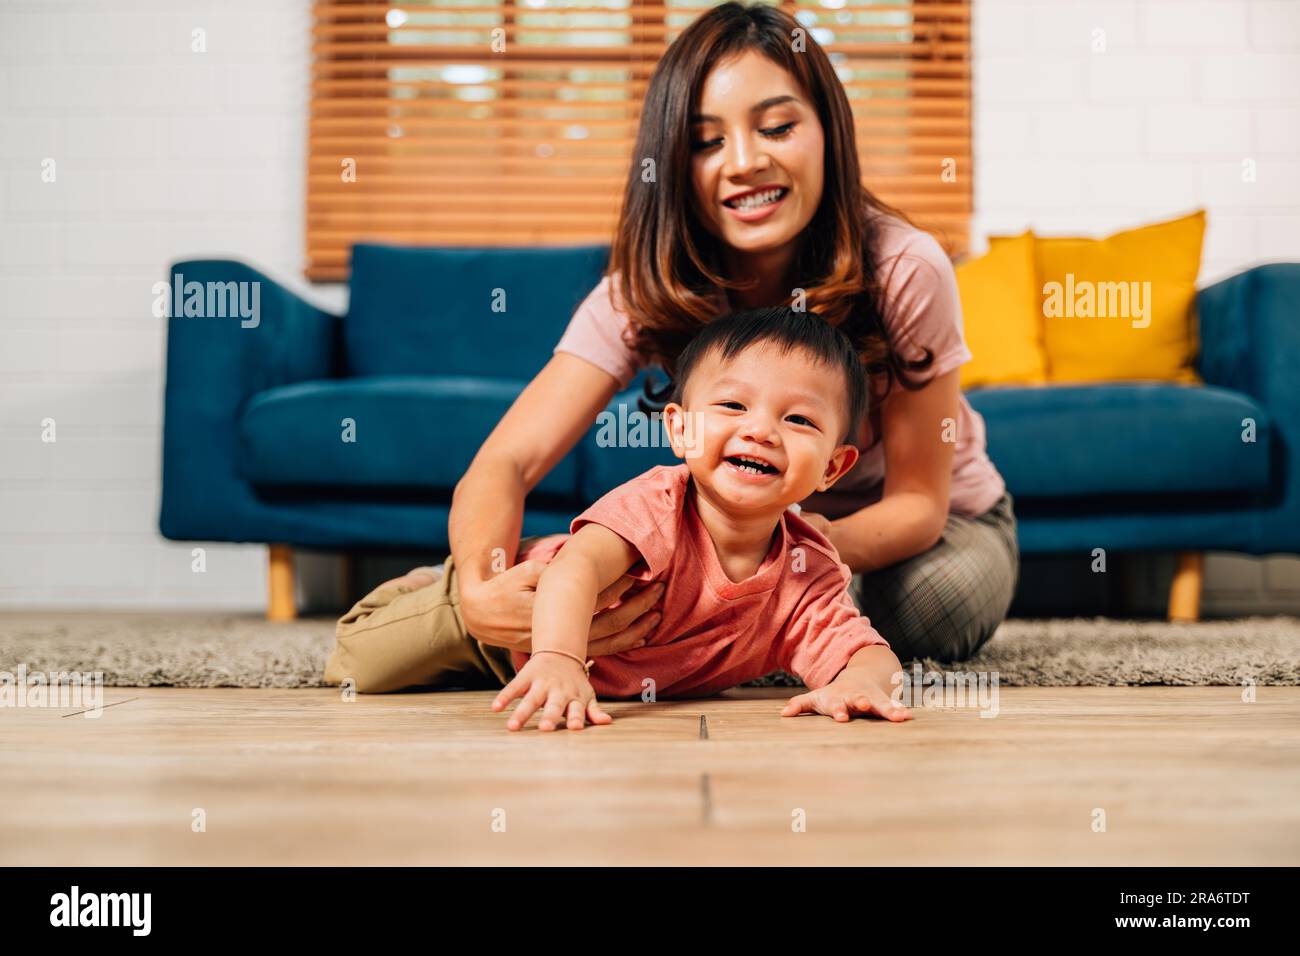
[308,0,971,281]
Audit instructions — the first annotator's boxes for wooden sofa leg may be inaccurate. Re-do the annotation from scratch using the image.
[268,545,297,621]
[1167,552,1203,623]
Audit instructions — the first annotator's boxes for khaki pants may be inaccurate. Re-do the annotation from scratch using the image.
[322,544,535,694]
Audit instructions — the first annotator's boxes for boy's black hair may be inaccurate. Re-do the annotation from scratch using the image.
[668,306,868,446]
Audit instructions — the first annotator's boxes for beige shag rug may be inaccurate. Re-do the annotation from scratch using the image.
[1,613,1298,688]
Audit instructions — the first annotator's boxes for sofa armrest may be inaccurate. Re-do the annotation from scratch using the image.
[160,259,343,542]
[1197,264,1300,400]
[1196,263,1300,552]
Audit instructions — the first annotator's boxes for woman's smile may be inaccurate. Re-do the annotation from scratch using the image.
[722,185,790,223]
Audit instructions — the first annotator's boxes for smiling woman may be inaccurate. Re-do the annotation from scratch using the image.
[606,10,946,413]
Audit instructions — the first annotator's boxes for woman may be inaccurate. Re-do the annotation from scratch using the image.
[448,1,1018,664]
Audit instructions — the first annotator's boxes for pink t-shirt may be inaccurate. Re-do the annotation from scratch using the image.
[510,464,889,699]
[553,212,1006,518]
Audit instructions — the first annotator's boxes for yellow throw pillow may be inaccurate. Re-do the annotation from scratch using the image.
[954,230,1047,389]
[997,210,1205,384]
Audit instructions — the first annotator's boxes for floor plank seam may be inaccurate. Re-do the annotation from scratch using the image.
[60,697,138,718]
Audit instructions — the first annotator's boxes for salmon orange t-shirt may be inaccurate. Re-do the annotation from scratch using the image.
[510,464,889,699]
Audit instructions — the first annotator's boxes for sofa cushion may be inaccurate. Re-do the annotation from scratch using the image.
[238,376,579,498]
[991,210,1206,385]
[345,243,609,379]
[956,230,1047,389]
[969,383,1271,498]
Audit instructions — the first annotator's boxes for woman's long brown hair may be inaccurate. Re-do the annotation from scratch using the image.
[607,1,935,427]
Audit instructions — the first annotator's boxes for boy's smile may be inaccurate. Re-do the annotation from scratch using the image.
[722,454,782,481]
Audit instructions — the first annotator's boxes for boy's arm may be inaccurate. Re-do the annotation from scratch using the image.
[531,524,643,662]
[780,641,911,722]
[774,567,890,689]
[773,568,911,722]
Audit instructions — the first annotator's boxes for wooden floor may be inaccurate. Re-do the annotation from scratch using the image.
[2,686,1298,865]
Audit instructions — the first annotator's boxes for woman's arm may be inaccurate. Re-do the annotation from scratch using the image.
[449,352,664,652]
[450,353,613,586]
[824,367,959,574]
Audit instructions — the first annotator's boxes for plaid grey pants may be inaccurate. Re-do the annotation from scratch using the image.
[848,492,1019,663]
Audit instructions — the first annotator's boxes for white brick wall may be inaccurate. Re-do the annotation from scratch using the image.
[972,0,1300,612]
[0,0,1297,611]
[0,0,344,609]
[972,0,1300,282]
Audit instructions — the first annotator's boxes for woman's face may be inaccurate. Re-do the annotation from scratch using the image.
[689,49,825,258]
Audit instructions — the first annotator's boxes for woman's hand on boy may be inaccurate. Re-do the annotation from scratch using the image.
[799,510,852,558]
[491,653,613,732]
[780,674,912,723]
[461,562,662,656]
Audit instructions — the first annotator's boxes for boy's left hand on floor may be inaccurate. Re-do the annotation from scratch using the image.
[780,678,913,723]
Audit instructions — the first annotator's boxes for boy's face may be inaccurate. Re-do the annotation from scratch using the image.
[663,342,860,514]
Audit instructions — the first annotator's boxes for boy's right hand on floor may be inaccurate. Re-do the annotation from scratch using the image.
[491,654,613,732]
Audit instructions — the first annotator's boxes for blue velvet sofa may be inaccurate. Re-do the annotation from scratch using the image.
[160,245,1300,617]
